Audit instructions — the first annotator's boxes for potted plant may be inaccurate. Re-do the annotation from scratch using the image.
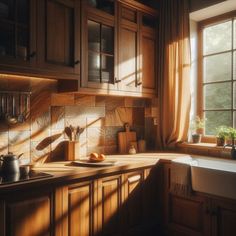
[224,127,236,159]
[190,116,205,143]
[215,126,229,146]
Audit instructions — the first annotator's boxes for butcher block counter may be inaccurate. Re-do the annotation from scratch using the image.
[0,153,188,236]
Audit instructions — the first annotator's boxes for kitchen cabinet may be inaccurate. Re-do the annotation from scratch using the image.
[81,0,117,91]
[37,0,80,76]
[211,199,236,236]
[55,181,94,236]
[96,174,123,235]
[0,190,53,236]
[80,0,158,97]
[163,163,236,236]
[0,0,37,67]
[140,14,157,95]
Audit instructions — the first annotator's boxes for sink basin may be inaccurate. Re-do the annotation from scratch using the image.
[173,156,236,200]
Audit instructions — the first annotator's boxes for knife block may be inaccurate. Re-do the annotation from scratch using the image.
[65,141,80,161]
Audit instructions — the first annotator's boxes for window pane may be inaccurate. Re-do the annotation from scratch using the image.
[234,19,236,49]
[204,53,231,82]
[234,82,236,109]
[205,111,232,135]
[88,20,100,52]
[204,82,231,109]
[234,112,236,128]
[203,21,232,55]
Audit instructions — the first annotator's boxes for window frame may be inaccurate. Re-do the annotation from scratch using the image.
[198,10,236,143]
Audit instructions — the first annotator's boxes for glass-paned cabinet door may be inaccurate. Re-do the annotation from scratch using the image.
[88,20,114,84]
[87,0,114,15]
[0,0,30,61]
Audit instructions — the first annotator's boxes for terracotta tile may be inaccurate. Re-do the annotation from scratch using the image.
[8,130,30,163]
[132,99,146,107]
[51,106,65,130]
[74,95,95,107]
[105,107,132,127]
[124,98,133,107]
[151,107,158,117]
[105,126,123,146]
[95,96,106,107]
[104,145,117,154]
[87,127,105,146]
[86,117,105,128]
[31,141,51,164]
[65,106,105,119]
[0,132,8,155]
[51,93,75,106]
[145,107,152,117]
[31,111,51,142]
[132,107,144,126]
[105,97,125,111]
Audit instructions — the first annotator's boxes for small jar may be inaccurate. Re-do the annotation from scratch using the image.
[129,145,136,154]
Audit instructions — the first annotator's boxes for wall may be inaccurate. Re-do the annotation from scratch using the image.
[0,76,158,164]
[190,0,226,12]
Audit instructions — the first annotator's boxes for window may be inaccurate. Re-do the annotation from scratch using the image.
[199,14,236,137]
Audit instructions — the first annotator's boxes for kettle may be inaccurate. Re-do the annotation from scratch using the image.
[0,152,23,175]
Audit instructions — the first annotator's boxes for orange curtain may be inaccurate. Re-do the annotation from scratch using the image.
[157,0,191,149]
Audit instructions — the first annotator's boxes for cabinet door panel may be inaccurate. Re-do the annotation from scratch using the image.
[213,200,236,236]
[5,195,52,236]
[38,0,79,74]
[141,32,156,93]
[119,26,138,92]
[123,170,144,229]
[46,0,74,66]
[68,182,93,236]
[96,175,122,235]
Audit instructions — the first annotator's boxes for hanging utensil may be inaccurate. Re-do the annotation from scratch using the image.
[17,93,25,123]
[6,94,18,125]
[23,94,30,120]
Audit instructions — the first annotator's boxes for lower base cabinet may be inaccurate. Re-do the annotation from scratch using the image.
[54,167,156,236]
[164,163,236,236]
[0,190,54,236]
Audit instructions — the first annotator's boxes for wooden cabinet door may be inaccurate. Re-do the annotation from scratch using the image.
[140,29,157,95]
[56,181,94,236]
[0,0,37,68]
[212,199,236,236]
[37,0,80,75]
[118,4,140,93]
[166,194,211,236]
[96,174,123,235]
[3,192,53,236]
[122,170,145,229]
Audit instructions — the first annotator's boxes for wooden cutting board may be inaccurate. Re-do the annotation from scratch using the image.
[118,123,137,154]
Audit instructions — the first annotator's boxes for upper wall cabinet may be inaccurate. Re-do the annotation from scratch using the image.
[80,0,158,97]
[81,0,118,91]
[0,0,37,68]
[37,0,80,76]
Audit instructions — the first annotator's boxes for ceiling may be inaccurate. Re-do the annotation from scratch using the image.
[190,0,236,21]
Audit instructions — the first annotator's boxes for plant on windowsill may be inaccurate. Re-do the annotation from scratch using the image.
[224,127,236,160]
[190,116,205,143]
[215,126,229,146]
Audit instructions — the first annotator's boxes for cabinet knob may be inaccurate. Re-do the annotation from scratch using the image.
[114,78,121,83]
[137,81,142,86]
[74,60,80,65]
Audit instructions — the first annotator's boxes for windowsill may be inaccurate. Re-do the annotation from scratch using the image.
[176,142,232,159]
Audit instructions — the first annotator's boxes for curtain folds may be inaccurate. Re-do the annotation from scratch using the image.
[157,0,191,149]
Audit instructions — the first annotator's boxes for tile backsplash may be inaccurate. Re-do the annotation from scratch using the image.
[0,76,158,164]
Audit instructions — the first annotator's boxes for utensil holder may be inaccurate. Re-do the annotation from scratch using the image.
[65,141,80,161]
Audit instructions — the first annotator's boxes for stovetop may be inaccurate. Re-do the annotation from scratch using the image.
[0,171,53,185]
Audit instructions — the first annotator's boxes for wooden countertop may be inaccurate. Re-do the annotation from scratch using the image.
[0,152,189,192]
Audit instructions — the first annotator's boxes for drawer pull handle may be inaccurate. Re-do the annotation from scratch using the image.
[115,78,121,83]
[74,60,80,65]
[128,175,141,183]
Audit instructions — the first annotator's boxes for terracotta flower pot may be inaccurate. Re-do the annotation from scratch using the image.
[216,137,225,146]
[192,134,202,143]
